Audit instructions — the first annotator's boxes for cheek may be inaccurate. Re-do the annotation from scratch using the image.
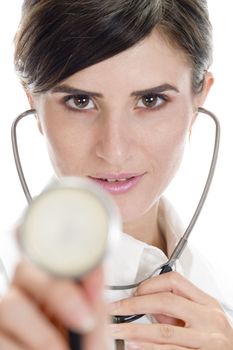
[46,132,91,176]
[38,109,90,176]
[117,124,188,223]
[158,125,187,167]
[145,114,190,191]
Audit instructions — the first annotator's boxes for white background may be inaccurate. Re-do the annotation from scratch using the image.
[0,2,232,300]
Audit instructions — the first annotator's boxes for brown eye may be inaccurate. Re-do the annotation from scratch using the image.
[142,95,158,107]
[137,94,166,109]
[65,95,95,110]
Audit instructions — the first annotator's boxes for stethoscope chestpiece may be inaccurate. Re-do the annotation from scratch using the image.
[18,176,121,279]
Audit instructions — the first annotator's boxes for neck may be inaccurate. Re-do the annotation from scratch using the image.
[123,200,167,254]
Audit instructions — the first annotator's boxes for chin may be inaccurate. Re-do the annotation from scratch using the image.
[114,198,150,225]
[116,190,164,227]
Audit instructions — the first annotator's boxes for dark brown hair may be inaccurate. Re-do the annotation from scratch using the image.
[14,0,212,94]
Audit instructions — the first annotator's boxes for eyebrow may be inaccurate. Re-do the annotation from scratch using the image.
[131,84,179,96]
[51,83,179,98]
[51,85,103,98]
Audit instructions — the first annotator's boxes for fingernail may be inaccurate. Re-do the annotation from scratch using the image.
[64,299,96,333]
[79,315,96,333]
[127,342,142,349]
[69,311,96,333]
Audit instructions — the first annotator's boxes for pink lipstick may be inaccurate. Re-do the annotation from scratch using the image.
[88,173,144,194]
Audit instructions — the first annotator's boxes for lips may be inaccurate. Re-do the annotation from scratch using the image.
[88,174,144,194]
[96,177,132,183]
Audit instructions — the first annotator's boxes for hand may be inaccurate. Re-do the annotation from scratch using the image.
[0,259,109,350]
[109,271,233,349]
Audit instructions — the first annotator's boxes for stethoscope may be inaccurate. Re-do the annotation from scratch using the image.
[11,107,220,348]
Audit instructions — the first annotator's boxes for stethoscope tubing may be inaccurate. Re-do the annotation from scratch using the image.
[11,107,220,327]
[11,109,36,204]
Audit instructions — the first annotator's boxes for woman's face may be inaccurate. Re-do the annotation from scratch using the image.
[31,30,210,223]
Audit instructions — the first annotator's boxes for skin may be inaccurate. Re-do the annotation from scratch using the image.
[109,272,233,349]
[32,30,208,248]
[0,30,232,349]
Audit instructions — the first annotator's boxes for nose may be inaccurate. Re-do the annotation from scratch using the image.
[95,115,131,167]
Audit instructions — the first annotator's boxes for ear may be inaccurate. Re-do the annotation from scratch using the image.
[24,88,35,108]
[195,71,214,108]
[24,89,44,135]
[190,72,214,131]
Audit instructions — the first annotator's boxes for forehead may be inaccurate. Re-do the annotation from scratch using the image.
[57,30,192,92]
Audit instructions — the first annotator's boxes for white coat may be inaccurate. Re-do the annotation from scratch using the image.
[0,196,232,348]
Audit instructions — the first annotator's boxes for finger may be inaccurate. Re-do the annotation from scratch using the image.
[109,323,206,348]
[147,297,229,333]
[0,287,68,350]
[109,292,204,326]
[81,266,105,305]
[81,269,110,350]
[0,333,25,350]
[12,260,97,333]
[135,271,218,306]
[126,342,196,350]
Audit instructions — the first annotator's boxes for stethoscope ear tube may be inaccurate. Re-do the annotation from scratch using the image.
[163,107,220,271]
[11,109,36,204]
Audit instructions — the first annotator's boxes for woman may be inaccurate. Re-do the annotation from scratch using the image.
[0,0,232,349]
